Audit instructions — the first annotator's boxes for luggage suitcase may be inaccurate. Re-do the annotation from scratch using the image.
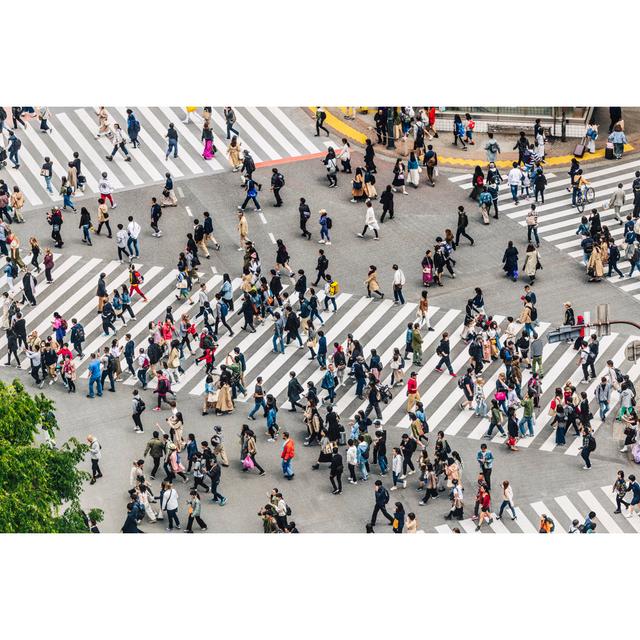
[573,137,586,158]
[422,266,433,286]
[605,142,615,160]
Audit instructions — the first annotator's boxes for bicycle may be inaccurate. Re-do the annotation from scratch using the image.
[575,184,596,213]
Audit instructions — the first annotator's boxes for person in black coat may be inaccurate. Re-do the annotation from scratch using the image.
[237,294,257,333]
[294,269,307,300]
[329,447,344,494]
[502,241,519,280]
[380,185,394,222]
[607,242,624,278]
[325,406,342,442]
[364,139,376,173]
[287,371,305,412]
[21,270,37,306]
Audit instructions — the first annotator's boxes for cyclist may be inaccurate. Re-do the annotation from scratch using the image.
[571,169,590,208]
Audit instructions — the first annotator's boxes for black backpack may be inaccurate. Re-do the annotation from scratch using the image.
[14,138,22,150]
[0,107,6,120]
[326,217,333,229]
[136,397,146,413]
[72,324,85,343]
[10,263,18,278]
[614,368,624,384]
[588,435,597,452]
[381,487,390,504]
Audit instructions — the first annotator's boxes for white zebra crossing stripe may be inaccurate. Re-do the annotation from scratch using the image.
[1,255,83,351]
[268,297,371,400]
[577,490,623,533]
[554,495,583,524]
[111,108,165,182]
[157,108,225,172]
[513,508,537,533]
[537,333,619,452]
[488,515,510,533]
[207,109,264,164]
[75,266,165,371]
[333,303,418,415]
[20,123,67,182]
[136,107,190,177]
[245,107,300,157]
[563,339,638,457]
[11,257,104,361]
[529,502,566,534]
[396,316,506,430]
[230,108,282,160]
[380,309,461,425]
[270,107,321,154]
[75,109,144,186]
[56,112,124,189]
[434,524,455,533]
[458,519,479,534]
[46,124,100,193]
[600,486,640,533]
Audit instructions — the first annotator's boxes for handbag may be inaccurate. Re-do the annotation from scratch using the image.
[242,454,255,470]
[495,391,506,402]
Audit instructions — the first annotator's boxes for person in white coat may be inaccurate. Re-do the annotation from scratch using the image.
[105,123,132,162]
[390,448,407,490]
[358,199,380,240]
[346,440,358,484]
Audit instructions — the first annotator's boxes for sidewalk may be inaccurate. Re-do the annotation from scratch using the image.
[308,107,637,170]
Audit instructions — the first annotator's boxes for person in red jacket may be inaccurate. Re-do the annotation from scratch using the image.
[406,371,420,412]
[281,431,295,480]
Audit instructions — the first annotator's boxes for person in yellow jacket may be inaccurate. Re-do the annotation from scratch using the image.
[183,106,198,124]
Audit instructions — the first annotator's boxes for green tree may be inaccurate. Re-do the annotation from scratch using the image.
[0,379,103,533]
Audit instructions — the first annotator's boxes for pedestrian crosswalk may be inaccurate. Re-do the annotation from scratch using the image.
[433,485,639,533]
[449,160,640,299]
[0,107,323,210]
[1,257,638,462]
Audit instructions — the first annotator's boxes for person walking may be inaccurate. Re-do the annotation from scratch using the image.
[391,263,406,304]
[184,491,207,533]
[476,444,494,490]
[357,199,380,240]
[98,172,117,209]
[270,167,285,207]
[165,123,179,159]
[224,107,239,139]
[105,123,132,162]
[314,108,329,137]
[370,480,394,527]
[161,482,180,531]
[496,480,517,520]
[281,431,295,480]
[87,435,103,484]
[455,206,474,247]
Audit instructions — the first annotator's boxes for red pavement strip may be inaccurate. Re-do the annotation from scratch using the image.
[255,151,326,168]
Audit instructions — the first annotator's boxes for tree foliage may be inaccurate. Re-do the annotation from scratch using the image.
[0,379,103,533]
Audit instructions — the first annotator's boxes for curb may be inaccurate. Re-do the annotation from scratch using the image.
[308,108,636,170]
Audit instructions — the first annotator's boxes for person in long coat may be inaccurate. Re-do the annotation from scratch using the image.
[522,244,540,284]
[502,241,519,281]
[364,266,384,299]
[587,244,604,282]
[227,136,242,172]
[351,168,365,202]
[22,269,37,306]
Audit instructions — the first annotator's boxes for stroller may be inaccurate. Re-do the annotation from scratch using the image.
[376,383,392,404]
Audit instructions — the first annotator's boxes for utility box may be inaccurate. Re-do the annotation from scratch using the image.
[625,341,640,362]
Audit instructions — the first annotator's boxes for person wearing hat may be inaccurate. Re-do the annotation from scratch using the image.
[563,301,576,326]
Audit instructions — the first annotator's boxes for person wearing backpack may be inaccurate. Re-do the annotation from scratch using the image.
[132,389,146,433]
[580,426,595,469]
[270,168,285,207]
[100,346,117,393]
[323,274,338,312]
[126,109,141,148]
[370,480,394,527]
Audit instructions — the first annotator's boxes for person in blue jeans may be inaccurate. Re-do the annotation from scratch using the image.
[272,312,285,354]
[248,376,267,420]
[321,365,336,403]
[595,378,611,421]
[357,436,369,481]
[87,354,103,398]
[317,330,327,368]
[165,124,179,159]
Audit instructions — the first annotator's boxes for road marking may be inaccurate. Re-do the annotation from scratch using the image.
[177,186,184,197]
[577,490,623,533]
[185,206,193,217]
[600,486,640,533]
[530,502,566,534]
[268,232,276,244]
[259,211,267,225]
[270,107,321,153]
[135,107,187,177]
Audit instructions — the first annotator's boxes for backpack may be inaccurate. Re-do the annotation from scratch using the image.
[276,173,285,187]
[614,368,624,384]
[457,377,465,390]
[220,301,229,317]
[326,216,333,229]
[546,518,555,532]
[588,435,596,452]
[488,142,498,153]
[60,318,68,331]
[0,107,6,120]
[157,378,169,394]
[106,354,116,372]
[530,306,538,322]
[246,157,256,173]
[329,281,339,296]
[72,324,85,342]
[381,487,390,504]
[136,397,146,413]
[14,138,22,150]
[66,186,73,196]
[10,262,18,278]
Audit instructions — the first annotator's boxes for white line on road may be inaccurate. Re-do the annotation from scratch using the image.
[259,211,267,225]
[268,232,276,244]
[185,206,193,217]
[177,187,184,197]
